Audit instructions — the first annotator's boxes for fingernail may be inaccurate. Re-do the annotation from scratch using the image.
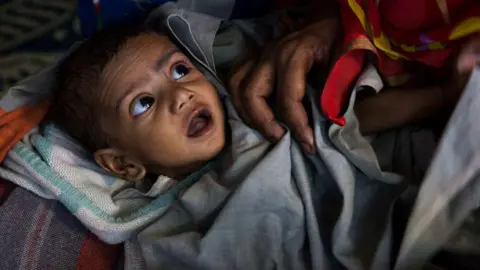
[307,129,316,154]
[310,143,316,154]
[274,125,286,139]
[458,55,480,74]
[306,129,314,146]
[301,143,312,154]
[267,126,285,142]
[301,143,315,154]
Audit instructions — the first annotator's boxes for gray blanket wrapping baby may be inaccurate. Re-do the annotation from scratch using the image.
[0,2,479,269]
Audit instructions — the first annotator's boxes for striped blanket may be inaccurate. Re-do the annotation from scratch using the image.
[0,179,126,270]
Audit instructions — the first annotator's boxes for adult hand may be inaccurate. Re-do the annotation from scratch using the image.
[228,16,339,154]
[457,34,480,76]
[442,34,480,108]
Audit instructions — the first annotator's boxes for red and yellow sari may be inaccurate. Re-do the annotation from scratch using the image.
[321,0,480,126]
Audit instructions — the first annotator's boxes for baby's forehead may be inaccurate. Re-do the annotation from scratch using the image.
[97,31,186,107]
[100,32,177,83]
[120,32,175,55]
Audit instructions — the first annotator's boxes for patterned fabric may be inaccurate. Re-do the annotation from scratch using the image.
[0,183,122,270]
[319,0,480,127]
[342,0,480,73]
[0,123,217,244]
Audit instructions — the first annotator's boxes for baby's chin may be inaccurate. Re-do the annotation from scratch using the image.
[196,118,226,158]
[190,134,226,170]
[196,132,225,163]
[160,137,226,180]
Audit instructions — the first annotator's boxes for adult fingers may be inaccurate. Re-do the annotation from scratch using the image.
[282,98,315,154]
[243,51,285,141]
[457,36,480,75]
[277,37,316,153]
[457,54,480,75]
[228,58,255,123]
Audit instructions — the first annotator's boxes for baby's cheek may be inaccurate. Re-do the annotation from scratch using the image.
[152,134,191,162]
[210,125,226,155]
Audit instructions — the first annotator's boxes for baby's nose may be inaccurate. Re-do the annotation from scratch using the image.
[172,89,195,113]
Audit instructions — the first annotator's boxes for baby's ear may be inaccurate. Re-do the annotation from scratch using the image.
[94,149,146,181]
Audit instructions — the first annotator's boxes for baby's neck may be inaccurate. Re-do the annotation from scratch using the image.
[146,160,210,181]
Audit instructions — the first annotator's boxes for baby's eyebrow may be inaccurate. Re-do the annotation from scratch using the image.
[153,48,181,72]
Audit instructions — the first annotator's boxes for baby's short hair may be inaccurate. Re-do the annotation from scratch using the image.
[52,24,154,151]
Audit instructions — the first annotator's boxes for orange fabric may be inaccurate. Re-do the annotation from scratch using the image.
[0,101,50,162]
[319,0,480,125]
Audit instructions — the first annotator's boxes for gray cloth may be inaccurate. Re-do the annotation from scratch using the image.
[141,4,480,269]
[139,4,405,269]
[394,69,480,270]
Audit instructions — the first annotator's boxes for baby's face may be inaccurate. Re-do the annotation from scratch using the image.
[97,32,225,178]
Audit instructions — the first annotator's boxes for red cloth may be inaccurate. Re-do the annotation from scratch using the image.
[320,0,480,126]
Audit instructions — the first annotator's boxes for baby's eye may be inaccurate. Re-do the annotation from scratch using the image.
[130,95,155,117]
[172,63,190,80]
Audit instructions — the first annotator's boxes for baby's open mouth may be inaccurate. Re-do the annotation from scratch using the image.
[187,108,214,138]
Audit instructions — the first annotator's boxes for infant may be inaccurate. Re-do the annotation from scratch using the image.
[52,25,226,181]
